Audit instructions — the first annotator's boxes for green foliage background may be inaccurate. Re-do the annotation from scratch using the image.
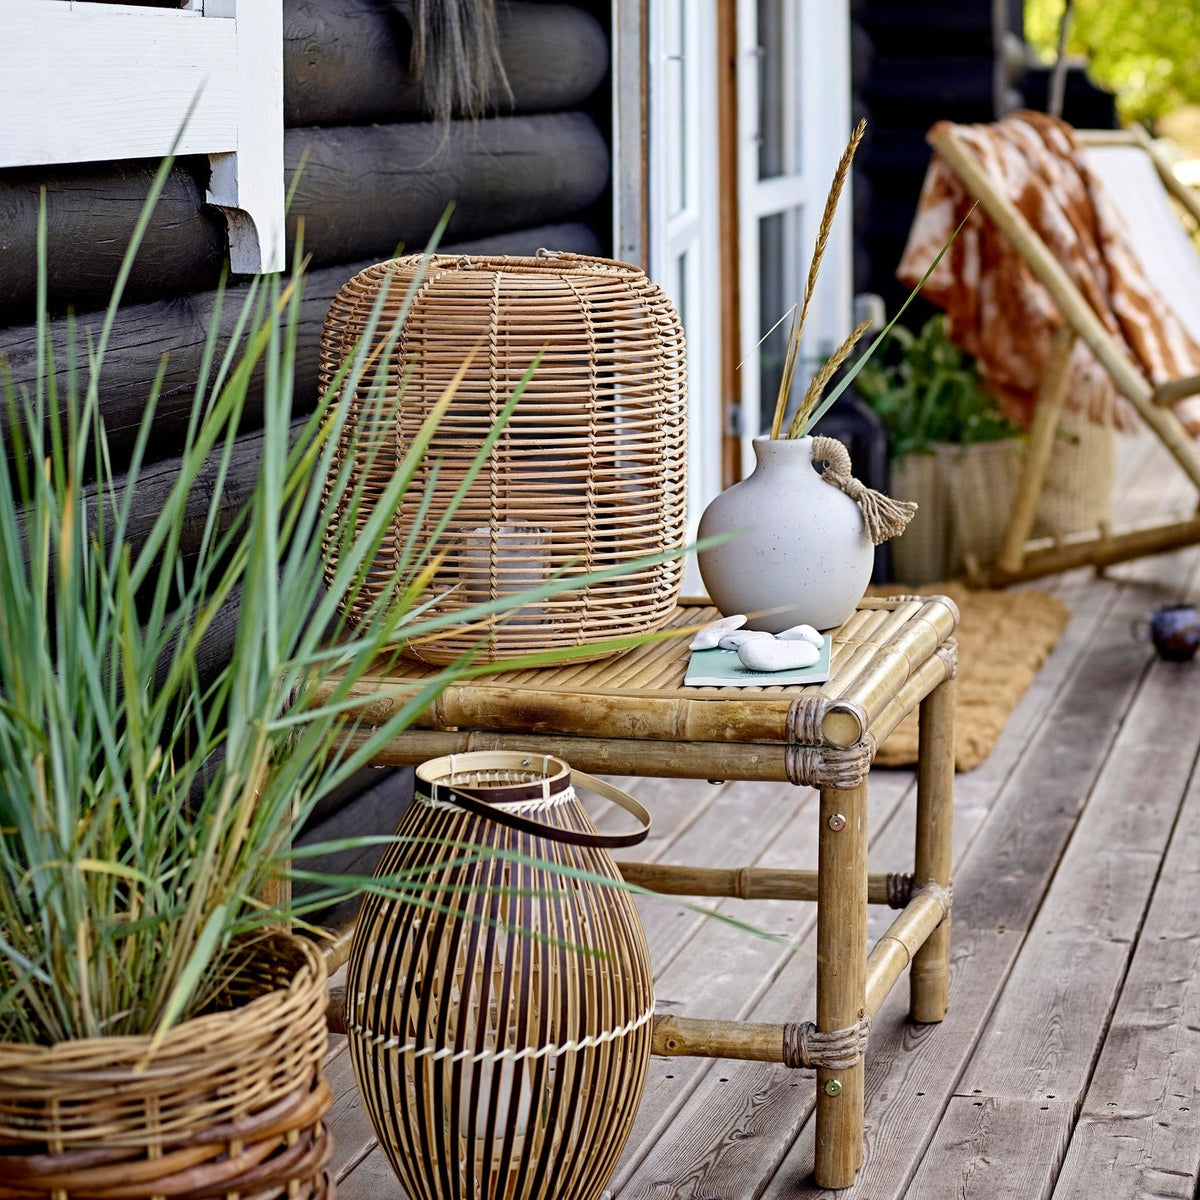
[1025,0,1200,124]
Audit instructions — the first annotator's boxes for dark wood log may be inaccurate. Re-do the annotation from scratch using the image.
[0,221,602,471]
[0,157,227,325]
[440,221,602,259]
[855,0,998,54]
[286,113,609,270]
[283,0,608,127]
[863,57,998,125]
[0,113,607,321]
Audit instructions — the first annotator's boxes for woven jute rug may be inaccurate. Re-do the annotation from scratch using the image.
[872,582,1071,773]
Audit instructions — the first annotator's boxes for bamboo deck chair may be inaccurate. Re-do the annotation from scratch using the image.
[921,118,1200,584]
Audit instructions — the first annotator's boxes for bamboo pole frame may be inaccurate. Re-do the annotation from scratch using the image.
[910,675,956,1023]
[815,778,868,1188]
[612,861,913,907]
[316,596,960,1191]
[652,1015,785,1062]
[983,513,1200,586]
[927,122,1200,583]
[998,326,1076,575]
[865,889,951,1019]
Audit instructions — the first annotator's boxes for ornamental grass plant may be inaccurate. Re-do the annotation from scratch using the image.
[0,161,674,1049]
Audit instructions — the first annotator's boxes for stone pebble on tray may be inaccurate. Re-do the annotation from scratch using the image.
[776,623,823,647]
[737,636,821,672]
[689,613,748,650]
[717,629,773,651]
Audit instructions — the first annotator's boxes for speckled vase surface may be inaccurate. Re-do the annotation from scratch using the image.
[697,435,873,632]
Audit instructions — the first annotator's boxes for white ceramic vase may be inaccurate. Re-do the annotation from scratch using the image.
[697,435,874,632]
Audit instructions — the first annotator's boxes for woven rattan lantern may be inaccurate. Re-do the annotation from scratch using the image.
[345,752,654,1200]
[320,252,687,663]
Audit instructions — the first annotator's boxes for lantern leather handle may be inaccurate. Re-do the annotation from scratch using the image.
[445,769,652,848]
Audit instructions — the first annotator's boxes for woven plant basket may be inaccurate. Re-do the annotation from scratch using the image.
[320,252,688,665]
[0,930,332,1200]
[1032,406,1117,538]
[889,451,949,585]
[345,751,654,1200]
[941,438,1022,575]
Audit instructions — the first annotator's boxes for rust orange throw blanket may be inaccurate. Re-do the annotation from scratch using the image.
[898,111,1200,432]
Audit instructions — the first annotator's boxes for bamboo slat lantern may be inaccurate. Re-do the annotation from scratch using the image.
[345,752,654,1200]
[320,252,687,663]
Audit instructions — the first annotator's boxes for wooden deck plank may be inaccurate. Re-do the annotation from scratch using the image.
[756,561,1181,1196]
[1051,764,1200,1198]
[323,1036,383,1189]
[907,1097,1075,1200]
[327,428,1200,1200]
[954,654,1200,1104]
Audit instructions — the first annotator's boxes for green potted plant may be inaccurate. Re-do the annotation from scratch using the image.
[852,313,1022,583]
[0,174,657,1195]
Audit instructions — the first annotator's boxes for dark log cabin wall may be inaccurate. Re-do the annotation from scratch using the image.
[0,1,612,463]
[0,1,613,913]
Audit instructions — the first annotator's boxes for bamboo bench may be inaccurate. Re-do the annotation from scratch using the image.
[323,594,959,1189]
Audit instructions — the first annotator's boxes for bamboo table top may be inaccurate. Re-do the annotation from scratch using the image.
[328,595,959,762]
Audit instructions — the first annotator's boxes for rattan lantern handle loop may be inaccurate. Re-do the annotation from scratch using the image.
[445,770,652,848]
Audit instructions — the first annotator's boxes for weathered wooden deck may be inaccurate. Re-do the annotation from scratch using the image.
[323,427,1200,1198]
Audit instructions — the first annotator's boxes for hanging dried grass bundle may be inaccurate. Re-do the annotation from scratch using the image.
[409,0,513,124]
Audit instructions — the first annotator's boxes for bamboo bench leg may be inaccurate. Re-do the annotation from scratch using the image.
[910,673,956,1023]
[815,777,868,1188]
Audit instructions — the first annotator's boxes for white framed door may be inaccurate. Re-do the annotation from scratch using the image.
[736,0,853,469]
[644,0,723,588]
[615,0,852,578]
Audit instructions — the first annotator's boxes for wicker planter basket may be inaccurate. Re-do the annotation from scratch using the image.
[346,751,654,1200]
[320,252,688,664]
[1031,406,1116,539]
[889,451,949,585]
[941,438,1022,576]
[0,930,332,1200]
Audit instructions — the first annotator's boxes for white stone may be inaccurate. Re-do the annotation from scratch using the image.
[737,637,821,672]
[688,613,748,650]
[777,623,823,647]
[718,629,773,651]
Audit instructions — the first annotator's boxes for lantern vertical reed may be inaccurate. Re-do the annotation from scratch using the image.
[320,252,687,663]
[344,752,655,1200]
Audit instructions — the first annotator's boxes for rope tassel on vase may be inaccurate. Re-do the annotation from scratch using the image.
[812,435,919,546]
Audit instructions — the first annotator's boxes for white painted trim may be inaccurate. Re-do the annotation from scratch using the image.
[612,0,648,267]
[205,0,284,273]
[0,0,284,273]
[736,0,851,470]
[645,0,723,594]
